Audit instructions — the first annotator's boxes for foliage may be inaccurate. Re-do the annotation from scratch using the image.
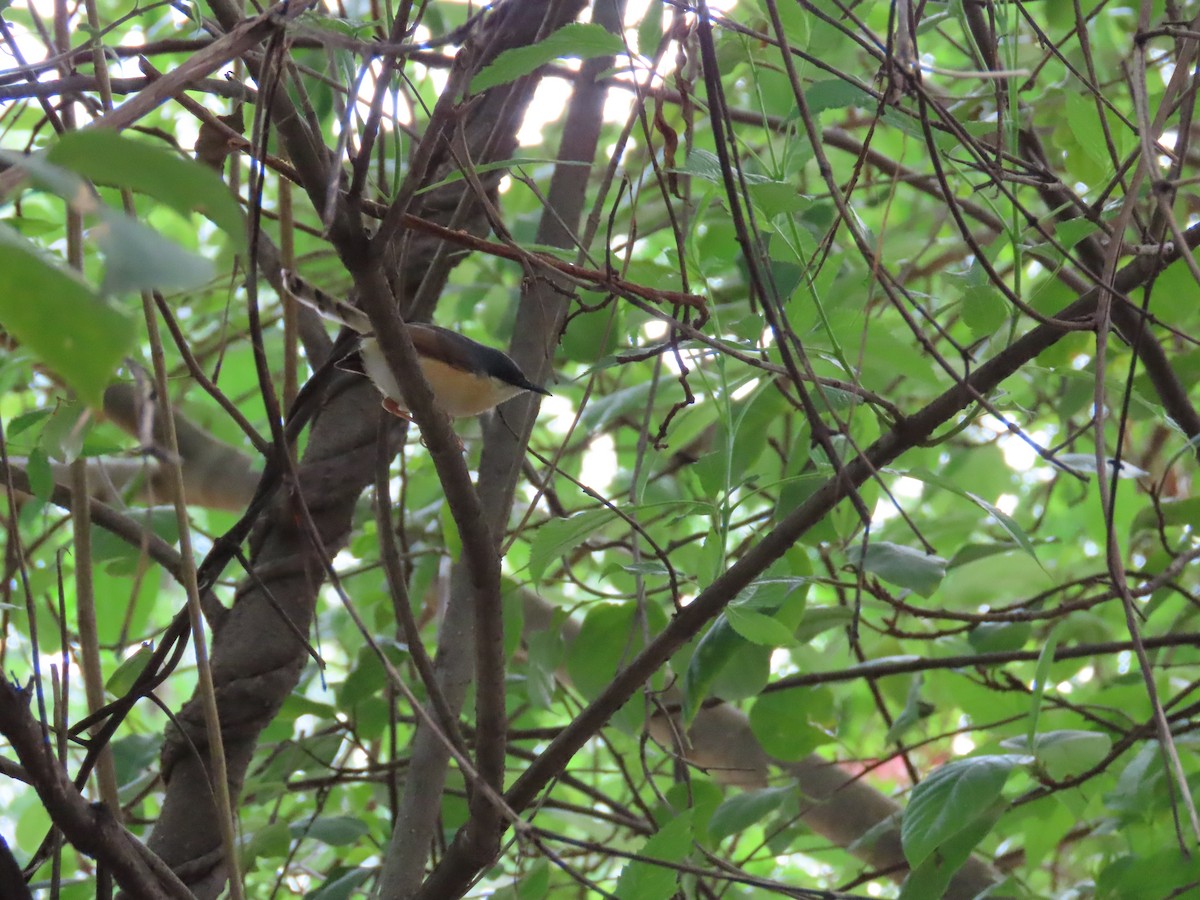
[1,0,1200,898]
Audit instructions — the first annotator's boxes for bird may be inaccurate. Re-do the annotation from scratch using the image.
[283,272,550,419]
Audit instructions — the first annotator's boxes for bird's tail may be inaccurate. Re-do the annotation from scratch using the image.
[282,271,373,335]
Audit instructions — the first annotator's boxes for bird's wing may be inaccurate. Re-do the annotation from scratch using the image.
[407,323,482,373]
[283,271,372,334]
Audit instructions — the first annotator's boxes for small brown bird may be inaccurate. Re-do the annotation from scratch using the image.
[285,274,550,419]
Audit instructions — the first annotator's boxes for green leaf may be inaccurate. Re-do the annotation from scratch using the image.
[899,802,1004,900]
[614,811,692,900]
[1132,497,1200,534]
[240,820,291,866]
[697,524,724,587]
[681,614,743,725]
[529,508,616,582]
[967,620,1033,653]
[749,688,833,761]
[663,779,723,847]
[724,605,797,647]
[1055,217,1100,251]
[0,147,92,204]
[558,302,619,363]
[1027,624,1062,745]
[681,576,810,723]
[734,577,812,614]
[1065,93,1110,170]
[344,694,389,743]
[278,694,337,720]
[47,131,246,246]
[105,643,155,696]
[901,755,1028,868]
[7,408,53,439]
[1097,847,1200,900]
[900,467,1041,564]
[567,601,667,732]
[291,815,369,846]
[794,605,854,642]
[883,675,926,745]
[684,148,774,187]
[250,733,344,788]
[94,211,215,295]
[578,380,656,432]
[472,23,624,92]
[307,867,373,900]
[707,641,771,704]
[0,148,217,296]
[517,859,551,900]
[110,733,160,792]
[637,4,663,56]
[40,401,88,463]
[960,283,1008,336]
[848,541,946,598]
[746,180,810,218]
[337,639,409,706]
[24,447,54,500]
[93,508,179,573]
[1106,741,1165,817]
[766,260,806,309]
[707,784,793,841]
[441,500,462,559]
[805,78,871,113]
[525,625,563,710]
[1000,730,1113,781]
[0,226,135,407]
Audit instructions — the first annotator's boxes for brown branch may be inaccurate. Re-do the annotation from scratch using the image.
[396,212,709,319]
[0,461,189,588]
[142,1,590,895]
[0,74,247,101]
[0,2,288,201]
[0,679,191,899]
[768,631,1200,692]
[417,207,1200,900]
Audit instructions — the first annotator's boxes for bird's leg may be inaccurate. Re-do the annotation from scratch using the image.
[385,399,465,452]
[382,398,413,420]
[417,431,466,453]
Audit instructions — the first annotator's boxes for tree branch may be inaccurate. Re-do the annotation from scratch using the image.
[0,679,191,899]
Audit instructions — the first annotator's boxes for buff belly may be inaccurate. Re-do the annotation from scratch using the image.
[360,340,524,417]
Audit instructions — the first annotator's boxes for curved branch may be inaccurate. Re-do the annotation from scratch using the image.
[0,678,191,899]
[418,204,1200,900]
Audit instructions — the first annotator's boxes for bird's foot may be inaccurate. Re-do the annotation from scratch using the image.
[386,400,465,453]
[382,398,413,420]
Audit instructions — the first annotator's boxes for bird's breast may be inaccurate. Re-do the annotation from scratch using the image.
[360,340,516,417]
[360,340,404,406]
